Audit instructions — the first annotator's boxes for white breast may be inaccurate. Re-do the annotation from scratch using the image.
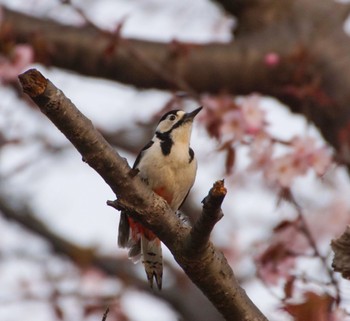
[137,141,197,211]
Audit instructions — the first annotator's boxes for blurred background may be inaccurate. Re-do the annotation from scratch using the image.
[1,1,350,320]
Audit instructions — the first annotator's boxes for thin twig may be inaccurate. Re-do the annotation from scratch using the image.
[102,307,110,321]
[288,192,341,304]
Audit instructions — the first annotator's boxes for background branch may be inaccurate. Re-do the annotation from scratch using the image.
[4,4,350,168]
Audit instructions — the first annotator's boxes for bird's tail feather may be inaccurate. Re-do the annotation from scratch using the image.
[118,214,163,288]
[141,235,163,290]
[118,213,142,263]
[118,212,130,248]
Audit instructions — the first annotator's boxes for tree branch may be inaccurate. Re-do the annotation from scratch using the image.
[189,180,225,252]
[101,307,109,321]
[331,226,350,280]
[18,68,268,321]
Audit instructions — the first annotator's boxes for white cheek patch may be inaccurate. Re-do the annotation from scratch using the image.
[157,121,170,133]
[177,111,185,118]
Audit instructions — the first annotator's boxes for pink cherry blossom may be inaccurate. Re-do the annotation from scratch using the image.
[264,137,332,187]
[264,52,280,67]
[200,94,332,185]
[200,94,235,114]
[265,155,300,187]
[309,147,332,175]
[291,136,332,176]
[274,220,310,253]
[256,220,310,285]
[199,94,239,138]
[248,133,273,170]
[257,245,295,285]
[306,197,350,240]
[220,109,245,141]
[0,44,34,82]
[291,136,316,158]
[200,95,221,113]
[241,95,265,134]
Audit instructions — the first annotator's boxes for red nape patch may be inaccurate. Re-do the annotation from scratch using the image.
[153,186,173,205]
[127,217,157,241]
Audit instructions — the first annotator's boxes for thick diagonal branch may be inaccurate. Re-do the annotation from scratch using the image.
[18,68,268,321]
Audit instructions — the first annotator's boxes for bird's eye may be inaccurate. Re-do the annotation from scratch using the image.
[169,115,176,121]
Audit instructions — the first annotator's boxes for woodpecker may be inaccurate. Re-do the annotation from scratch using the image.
[118,106,202,290]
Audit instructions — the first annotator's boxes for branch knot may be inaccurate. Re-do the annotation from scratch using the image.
[18,69,48,97]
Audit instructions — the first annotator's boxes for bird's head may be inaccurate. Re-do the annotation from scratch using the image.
[155,107,202,144]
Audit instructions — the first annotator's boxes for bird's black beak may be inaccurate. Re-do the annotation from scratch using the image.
[184,106,203,122]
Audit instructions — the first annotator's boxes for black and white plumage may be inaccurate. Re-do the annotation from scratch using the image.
[118,106,202,290]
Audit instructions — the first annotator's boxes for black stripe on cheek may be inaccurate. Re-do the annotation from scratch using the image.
[189,147,194,163]
[158,110,180,123]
